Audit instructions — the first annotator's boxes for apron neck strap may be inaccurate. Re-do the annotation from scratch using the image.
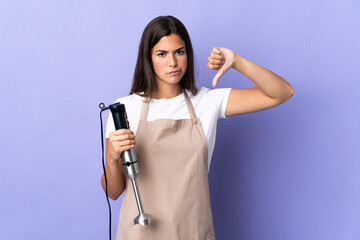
[139,89,198,121]
[183,90,197,119]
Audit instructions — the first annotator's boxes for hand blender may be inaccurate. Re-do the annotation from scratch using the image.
[109,102,152,226]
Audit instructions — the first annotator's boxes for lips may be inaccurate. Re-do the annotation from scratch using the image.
[168,70,181,75]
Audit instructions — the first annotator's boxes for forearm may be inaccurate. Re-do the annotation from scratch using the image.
[233,54,294,100]
[101,154,126,200]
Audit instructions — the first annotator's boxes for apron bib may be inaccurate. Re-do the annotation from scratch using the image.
[116,91,215,240]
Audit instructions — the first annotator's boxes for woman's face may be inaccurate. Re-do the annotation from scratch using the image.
[151,34,187,89]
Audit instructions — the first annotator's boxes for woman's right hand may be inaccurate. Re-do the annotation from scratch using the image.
[107,129,136,162]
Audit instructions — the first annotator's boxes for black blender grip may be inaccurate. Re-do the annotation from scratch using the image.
[109,103,129,130]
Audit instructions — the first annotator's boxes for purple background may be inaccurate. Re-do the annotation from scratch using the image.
[1,0,359,239]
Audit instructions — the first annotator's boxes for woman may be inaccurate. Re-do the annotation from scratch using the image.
[102,16,294,240]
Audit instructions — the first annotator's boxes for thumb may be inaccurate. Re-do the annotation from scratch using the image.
[212,67,225,87]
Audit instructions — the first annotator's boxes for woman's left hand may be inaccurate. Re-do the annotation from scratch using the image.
[207,47,237,87]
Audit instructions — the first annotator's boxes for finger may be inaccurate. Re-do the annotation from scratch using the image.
[110,134,135,142]
[207,63,222,70]
[120,144,136,152]
[209,52,222,60]
[115,144,136,153]
[111,129,133,136]
[212,47,221,55]
[207,62,219,70]
[207,57,223,65]
[109,131,135,143]
[212,68,225,87]
[209,52,223,60]
[112,139,136,151]
[118,139,136,147]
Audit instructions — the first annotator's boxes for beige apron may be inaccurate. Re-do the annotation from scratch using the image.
[116,91,215,240]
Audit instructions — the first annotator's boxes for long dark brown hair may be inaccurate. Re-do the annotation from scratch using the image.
[130,16,197,99]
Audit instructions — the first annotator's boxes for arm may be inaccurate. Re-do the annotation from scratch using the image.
[101,129,136,200]
[207,47,294,117]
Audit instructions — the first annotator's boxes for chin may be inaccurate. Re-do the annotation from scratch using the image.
[166,76,183,84]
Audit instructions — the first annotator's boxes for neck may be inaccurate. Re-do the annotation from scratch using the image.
[153,84,182,99]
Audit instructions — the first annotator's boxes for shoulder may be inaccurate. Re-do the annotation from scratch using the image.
[188,87,231,103]
[188,87,231,119]
[113,93,144,118]
[114,93,143,105]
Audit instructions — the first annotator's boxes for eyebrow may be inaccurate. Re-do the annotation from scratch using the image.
[155,47,185,52]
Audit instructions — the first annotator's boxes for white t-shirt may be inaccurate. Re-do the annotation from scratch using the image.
[106,87,231,171]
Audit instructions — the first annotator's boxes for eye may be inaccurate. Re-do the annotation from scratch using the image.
[176,50,185,55]
[157,52,165,57]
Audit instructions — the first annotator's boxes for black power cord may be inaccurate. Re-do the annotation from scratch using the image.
[99,103,112,240]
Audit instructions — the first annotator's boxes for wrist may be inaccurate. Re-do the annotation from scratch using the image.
[106,153,122,166]
[232,54,244,71]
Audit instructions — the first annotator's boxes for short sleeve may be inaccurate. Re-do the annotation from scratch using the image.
[105,97,123,138]
[104,94,143,138]
[105,111,115,138]
[203,87,232,119]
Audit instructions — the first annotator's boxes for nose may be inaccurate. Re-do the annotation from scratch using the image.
[168,53,178,67]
